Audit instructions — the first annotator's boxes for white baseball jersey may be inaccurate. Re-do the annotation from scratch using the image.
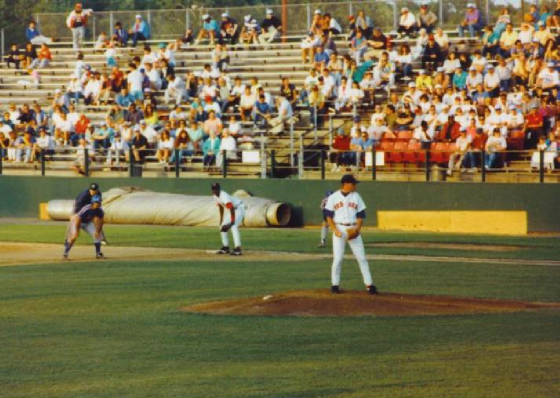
[325,190,366,224]
[214,190,243,210]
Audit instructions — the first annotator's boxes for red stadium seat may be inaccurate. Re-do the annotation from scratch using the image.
[381,131,397,142]
[507,130,525,150]
[396,130,413,142]
[430,142,447,164]
[404,140,421,163]
[388,141,407,163]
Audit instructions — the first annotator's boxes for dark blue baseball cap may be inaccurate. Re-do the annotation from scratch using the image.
[341,174,358,184]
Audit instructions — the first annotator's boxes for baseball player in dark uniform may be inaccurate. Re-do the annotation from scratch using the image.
[74,182,107,244]
[63,194,105,259]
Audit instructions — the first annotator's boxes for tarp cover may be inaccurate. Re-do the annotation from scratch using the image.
[47,187,290,227]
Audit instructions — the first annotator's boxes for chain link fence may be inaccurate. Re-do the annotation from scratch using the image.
[29,0,537,44]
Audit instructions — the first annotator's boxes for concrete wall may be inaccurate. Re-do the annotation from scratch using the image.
[0,176,559,232]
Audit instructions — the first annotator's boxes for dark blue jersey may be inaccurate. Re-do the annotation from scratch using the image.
[74,189,102,214]
[77,204,104,224]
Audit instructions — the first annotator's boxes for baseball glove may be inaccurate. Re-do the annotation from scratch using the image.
[346,228,360,240]
[220,223,232,232]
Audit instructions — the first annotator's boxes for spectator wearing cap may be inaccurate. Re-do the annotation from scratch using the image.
[164,74,187,106]
[196,14,220,45]
[66,3,93,50]
[458,3,483,38]
[259,9,282,44]
[240,15,261,45]
[398,7,417,38]
[130,14,150,47]
[106,131,129,166]
[417,4,438,34]
[484,65,501,97]
[220,12,239,45]
[537,62,560,91]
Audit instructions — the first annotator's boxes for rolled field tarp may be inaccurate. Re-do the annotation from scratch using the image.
[47,187,291,228]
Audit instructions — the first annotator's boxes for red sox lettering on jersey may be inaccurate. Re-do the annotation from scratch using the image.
[326,191,366,224]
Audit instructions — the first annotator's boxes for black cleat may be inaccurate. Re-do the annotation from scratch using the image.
[317,241,326,248]
[331,285,341,294]
[216,246,230,254]
[367,285,378,295]
[230,247,242,256]
[96,252,105,259]
[62,253,69,260]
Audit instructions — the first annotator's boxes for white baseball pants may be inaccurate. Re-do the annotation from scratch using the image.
[331,224,373,287]
[221,207,244,248]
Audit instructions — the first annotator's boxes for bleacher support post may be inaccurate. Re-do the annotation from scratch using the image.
[175,149,180,178]
[289,121,294,167]
[298,134,304,179]
[271,149,276,178]
[0,148,3,175]
[328,115,333,145]
[481,150,486,182]
[438,0,443,26]
[92,15,96,45]
[320,149,325,180]
[425,149,430,181]
[313,105,318,139]
[222,150,227,178]
[306,4,311,30]
[1,29,4,65]
[539,150,544,183]
[348,3,353,19]
[186,9,191,30]
[147,10,152,30]
[40,150,46,176]
[372,146,376,181]
[109,12,114,36]
[260,131,266,179]
[129,147,134,177]
[84,148,89,177]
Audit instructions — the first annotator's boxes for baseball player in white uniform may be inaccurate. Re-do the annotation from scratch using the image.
[212,183,245,256]
[324,174,377,294]
[318,190,333,248]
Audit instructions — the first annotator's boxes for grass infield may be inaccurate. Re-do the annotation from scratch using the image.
[0,224,559,397]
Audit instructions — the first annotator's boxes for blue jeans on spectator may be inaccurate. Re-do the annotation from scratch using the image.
[485,151,501,169]
[132,32,147,47]
[203,154,216,167]
[458,23,482,38]
[170,149,193,164]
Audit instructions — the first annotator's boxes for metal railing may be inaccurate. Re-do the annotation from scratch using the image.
[1,143,558,184]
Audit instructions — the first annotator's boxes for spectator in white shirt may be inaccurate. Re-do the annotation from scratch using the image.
[164,74,187,105]
[537,62,560,90]
[484,65,501,97]
[216,128,237,168]
[106,132,129,166]
[127,63,144,101]
[398,7,417,38]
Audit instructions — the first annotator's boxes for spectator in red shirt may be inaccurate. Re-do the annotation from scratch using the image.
[436,114,461,142]
[330,129,351,171]
[72,114,90,145]
[524,104,544,149]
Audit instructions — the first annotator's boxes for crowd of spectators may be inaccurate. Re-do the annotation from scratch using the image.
[1,1,560,176]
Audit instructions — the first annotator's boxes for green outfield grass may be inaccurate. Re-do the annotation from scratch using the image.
[1,225,559,397]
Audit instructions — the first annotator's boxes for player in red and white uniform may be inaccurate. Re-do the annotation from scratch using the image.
[324,174,377,294]
[211,183,245,256]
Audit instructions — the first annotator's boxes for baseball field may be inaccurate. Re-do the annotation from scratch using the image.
[1,222,559,397]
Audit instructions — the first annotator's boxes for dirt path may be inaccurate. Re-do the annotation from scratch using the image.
[1,241,560,268]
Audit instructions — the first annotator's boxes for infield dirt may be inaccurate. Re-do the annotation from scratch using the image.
[181,289,560,317]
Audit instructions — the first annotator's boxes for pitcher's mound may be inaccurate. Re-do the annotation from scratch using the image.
[181,289,560,317]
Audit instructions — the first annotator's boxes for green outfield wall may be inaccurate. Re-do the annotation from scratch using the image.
[0,176,559,232]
